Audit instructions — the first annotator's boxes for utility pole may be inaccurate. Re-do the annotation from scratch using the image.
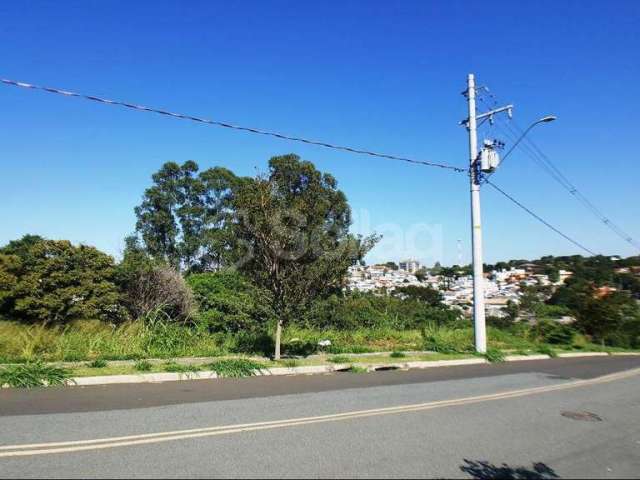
[465,73,487,354]
[461,74,515,354]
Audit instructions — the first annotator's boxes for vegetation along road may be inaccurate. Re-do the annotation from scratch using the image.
[1,355,639,479]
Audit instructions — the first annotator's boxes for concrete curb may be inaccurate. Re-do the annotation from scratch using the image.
[65,353,626,388]
[557,352,609,358]
[71,358,489,387]
[4,351,635,389]
[504,354,550,362]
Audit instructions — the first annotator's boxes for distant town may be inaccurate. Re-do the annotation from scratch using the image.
[346,258,621,319]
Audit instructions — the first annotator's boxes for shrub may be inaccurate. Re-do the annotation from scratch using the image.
[187,271,274,333]
[487,315,514,330]
[0,236,126,324]
[0,361,73,388]
[532,320,575,345]
[283,338,317,357]
[302,292,462,331]
[207,358,265,378]
[122,265,194,320]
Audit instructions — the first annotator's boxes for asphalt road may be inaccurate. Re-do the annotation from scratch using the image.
[1,356,639,478]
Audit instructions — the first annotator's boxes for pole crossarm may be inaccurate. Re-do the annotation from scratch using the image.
[459,104,514,128]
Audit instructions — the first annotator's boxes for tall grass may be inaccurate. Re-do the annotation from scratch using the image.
[0,361,73,388]
[0,317,581,364]
[207,359,265,378]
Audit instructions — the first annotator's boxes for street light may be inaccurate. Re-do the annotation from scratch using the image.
[499,115,557,167]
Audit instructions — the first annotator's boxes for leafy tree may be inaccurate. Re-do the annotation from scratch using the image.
[134,161,242,272]
[188,271,274,333]
[232,154,378,358]
[0,236,125,323]
[384,261,399,271]
[440,267,457,289]
[414,267,428,282]
[544,265,560,283]
[504,300,520,322]
[531,319,575,345]
[393,285,443,307]
[615,273,640,299]
[575,292,636,343]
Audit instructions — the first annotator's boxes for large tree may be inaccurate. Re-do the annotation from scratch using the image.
[232,154,378,358]
[134,161,242,272]
[0,236,125,323]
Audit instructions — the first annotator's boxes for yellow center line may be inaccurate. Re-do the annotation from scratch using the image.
[1,367,638,458]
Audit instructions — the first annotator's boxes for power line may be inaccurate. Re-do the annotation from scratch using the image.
[0,78,466,173]
[485,178,597,256]
[477,92,640,252]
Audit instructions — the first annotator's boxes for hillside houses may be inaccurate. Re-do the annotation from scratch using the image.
[346,263,571,317]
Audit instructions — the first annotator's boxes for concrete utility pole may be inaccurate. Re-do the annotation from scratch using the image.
[465,74,487,354]
[462,74,553,354]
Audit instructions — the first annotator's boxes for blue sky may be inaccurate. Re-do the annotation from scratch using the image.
[1,0,638,265]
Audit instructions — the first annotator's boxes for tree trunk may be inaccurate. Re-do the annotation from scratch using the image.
[274,319,283,360]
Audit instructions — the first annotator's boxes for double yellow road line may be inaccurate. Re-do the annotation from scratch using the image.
[2,367,639,458]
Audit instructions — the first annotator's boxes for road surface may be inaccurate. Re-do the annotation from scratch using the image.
[1,356,639,478]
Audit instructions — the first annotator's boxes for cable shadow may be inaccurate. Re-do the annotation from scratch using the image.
[460,459,560,479]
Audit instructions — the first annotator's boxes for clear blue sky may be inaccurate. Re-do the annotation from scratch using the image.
[1,0,638,266]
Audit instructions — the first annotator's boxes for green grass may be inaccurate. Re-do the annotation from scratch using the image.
[134,360,153,372]
[163,362,202,375]
[346,365,368,374]
[327,355,352,364]
[1,319,636,367]
[86,359,107,369]
[390,351,406,358]
[0,361,73,388]
[483,347,506,363]
[537,345,558,358]
[278,359,300,368]
[207,358,265,378]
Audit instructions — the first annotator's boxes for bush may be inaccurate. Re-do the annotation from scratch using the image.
[532,319,575,345]
[487,315,514,330]
[0,236,126,324]
[302,292,462,331]
[122,265,194,320]
[187,271,274,333]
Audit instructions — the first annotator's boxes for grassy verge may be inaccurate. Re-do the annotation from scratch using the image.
[2,320,638,381]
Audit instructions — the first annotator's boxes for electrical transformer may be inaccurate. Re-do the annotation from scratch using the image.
[480,145,501,173]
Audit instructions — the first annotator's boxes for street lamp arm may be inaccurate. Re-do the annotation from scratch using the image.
[499,115,557,168]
